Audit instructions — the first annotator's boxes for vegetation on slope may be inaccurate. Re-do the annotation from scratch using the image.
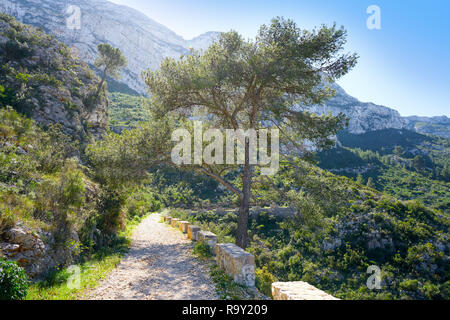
[169,160,449,300]
[108,92,151,132]
[0,13,108,143]
[318,129,450,212]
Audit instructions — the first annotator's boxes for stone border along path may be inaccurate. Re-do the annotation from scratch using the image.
[84,212,218,300]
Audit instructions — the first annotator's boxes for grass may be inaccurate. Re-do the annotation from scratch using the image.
[26,212,154,300]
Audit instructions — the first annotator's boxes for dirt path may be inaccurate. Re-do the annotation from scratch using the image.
[85,213,218,300]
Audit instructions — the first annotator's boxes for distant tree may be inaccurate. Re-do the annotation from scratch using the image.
[94,43,127,99]
[367,177,376,189]
[411,155,426,172]
[356,173,364,184]
[393,145,404,157]
[143,17,358,248]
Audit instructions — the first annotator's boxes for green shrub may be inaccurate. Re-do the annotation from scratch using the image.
[255,266,276,297]
[192,241,212,259]
[0,259,29,300]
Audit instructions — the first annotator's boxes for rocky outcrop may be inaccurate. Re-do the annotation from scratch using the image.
[309,82,408,134]
[0,0,219,94]
[404,115,450,139]
[0,13,108,141]
[0,224,79,278]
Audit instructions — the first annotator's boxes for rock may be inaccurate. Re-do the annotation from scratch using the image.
[178,221,190,233]
[3,226,47,277]
[187,225,201,241]
[0,0,218,95]
[197,231,217,254]
[0,243,20,257]
[216,243,255,287]
[170,218,180,228]
[271,281,339,300]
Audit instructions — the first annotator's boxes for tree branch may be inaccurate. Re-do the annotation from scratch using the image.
[196,166,243,200]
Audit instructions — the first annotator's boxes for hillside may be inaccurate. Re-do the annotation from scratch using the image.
[0,15,144,282]
[108,92,150,133]
[0,0,219,94]
[318,129,450,211]
[405,116,450,139]
[169,159,450,300]
[0,13,108,142]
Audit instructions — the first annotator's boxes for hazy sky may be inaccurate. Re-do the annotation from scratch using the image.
[109,0,450,117]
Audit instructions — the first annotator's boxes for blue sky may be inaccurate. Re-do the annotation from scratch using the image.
[109,0,450,117]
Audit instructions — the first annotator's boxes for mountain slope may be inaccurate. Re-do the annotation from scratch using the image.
[310,82,407,134]
[0,0,219,94]
[0,13,108,142]
[404,115,450,139]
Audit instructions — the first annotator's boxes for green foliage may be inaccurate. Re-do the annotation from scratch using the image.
[192,241,212,259]
[255,266,276,298]
[124,188,162,219]
[318,128,450,212]
[209,264,253,300]
[94,44,127,80]
[175,158,449,300]
[108,92,151,131]
[0,259,29,300]
[0,13,108,142]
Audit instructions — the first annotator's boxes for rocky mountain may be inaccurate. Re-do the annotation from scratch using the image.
[1,0,447,137]
[0,0,219,94]
[309,82,407,134]
[0,13,108,142]
[404,115,450,139]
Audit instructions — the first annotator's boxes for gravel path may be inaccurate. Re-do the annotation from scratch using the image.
[85,213,218,300]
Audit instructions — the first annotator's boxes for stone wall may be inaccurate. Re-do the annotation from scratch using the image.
[0,224,79,278]
[216,243,255,287]
[163,212,338,300]
[163,213,255,287]
[271,281,339,300]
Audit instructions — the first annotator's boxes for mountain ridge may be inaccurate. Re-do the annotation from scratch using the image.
[1,0,447,137]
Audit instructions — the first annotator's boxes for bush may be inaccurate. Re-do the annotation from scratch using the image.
[255,266,276,297]
[0,259,29,300]
[192,241,212,259]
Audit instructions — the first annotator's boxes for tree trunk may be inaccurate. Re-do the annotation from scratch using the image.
[95,67,107,100]
[236,138,252,249]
